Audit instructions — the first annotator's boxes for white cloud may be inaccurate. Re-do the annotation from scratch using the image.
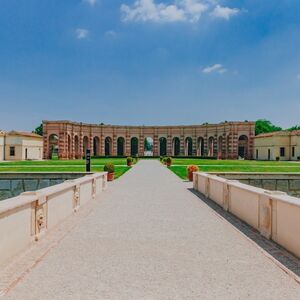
[83,0,97,6]
[211,5,239,20]
[120,0,208,23]
[76,28,89,39]
[202,64,227,74]
[105,30,117,38]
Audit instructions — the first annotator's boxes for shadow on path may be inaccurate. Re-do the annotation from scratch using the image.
[188,188,300,277]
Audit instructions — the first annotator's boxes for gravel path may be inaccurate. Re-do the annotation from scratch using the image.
[6,160,300,299]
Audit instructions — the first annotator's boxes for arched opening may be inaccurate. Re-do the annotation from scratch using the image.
[238,135,249,159]
[144,137,153,156]
[208,137,214,157]
[105,137,112,156]
[218,136,223,159]
[173,137,180,156]
[159,137,167,156]
[68,135,71,159]
[93,137,100,156]
[83,136,89,156]
[131,137,139,156]
[74,135,80,159]
[117,137,125,156]
[185,137,193,156]
[197,137,204,156]
[49,134,59,159]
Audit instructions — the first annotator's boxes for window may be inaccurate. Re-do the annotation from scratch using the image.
[292,147,295,157]
[10,147,15,156]
[268,149,271,160]
[256,149,258,159]
[280,147,285,157]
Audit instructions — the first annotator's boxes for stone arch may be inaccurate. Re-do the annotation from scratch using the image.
[49,134,59,159]
[74,135,80,159]
[144,137,153,156]
[117,137,125,156]
[172,137,180,156]
[159,137,167,156]
[238,135,249,159]
[130,137,139,156]
[67,135,71,159]
[197,137,204,156]
[83,136,89,156]
[105,137,112,156]
[93,136,100,156]
[185,137,193,156]
[208,136,214,157]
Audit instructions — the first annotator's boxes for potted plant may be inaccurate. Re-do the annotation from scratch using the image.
[104,163,115,181]
[165,157,172,167]
[127,156,133,167]
[187,165,199,181]
[162,157,167,165]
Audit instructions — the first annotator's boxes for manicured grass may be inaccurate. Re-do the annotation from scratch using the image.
[0,158,131,179]
[0,158,128,166]
[168,158,300,179]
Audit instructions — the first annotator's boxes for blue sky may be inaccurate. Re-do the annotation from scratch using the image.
[0,0,300,131]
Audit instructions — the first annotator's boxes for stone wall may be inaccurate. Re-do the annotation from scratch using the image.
[193,172,300,258]
[0,172,107,267]
[212,173,300,198]
[0,173,91,201]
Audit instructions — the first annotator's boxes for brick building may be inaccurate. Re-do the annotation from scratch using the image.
[43,120,255,160]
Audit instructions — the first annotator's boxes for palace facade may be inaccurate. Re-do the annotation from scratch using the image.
[43,120,255,160]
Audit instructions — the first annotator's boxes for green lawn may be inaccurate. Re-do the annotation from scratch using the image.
[168,158,300,179]
[0,158,131,179]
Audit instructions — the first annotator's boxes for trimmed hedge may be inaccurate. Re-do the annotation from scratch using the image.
[92,155,217,160]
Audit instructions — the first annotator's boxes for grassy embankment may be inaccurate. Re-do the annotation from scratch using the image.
[0,158,131,179]
[168,159,300,179]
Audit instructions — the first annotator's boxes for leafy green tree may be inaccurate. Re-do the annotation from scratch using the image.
[34,123,43,136]
[255,119,282,135]
[287,125,300,131]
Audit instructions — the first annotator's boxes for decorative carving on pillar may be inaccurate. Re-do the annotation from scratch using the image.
[92,179,96,199]
[74,185,80,211]
[33,196,48,241]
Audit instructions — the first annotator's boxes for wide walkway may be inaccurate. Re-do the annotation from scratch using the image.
[6,160,300,299]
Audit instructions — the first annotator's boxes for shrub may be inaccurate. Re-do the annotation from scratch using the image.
[127,157,133,164]
[187,165,199,173]
[165,157,172,165]
[104,163,115,173]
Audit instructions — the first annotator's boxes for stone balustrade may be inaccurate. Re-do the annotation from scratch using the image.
[193,172,300,258]
[0,172,107,267]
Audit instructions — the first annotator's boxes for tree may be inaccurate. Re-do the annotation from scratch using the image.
[288,125,300,131]
[144,138,153,151]
[255,119,282,135]
[34,123,43,136]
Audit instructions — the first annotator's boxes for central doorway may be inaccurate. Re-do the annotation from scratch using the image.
[144,137,153,156]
